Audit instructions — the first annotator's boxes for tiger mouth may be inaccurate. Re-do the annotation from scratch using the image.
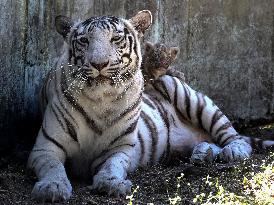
[87,74,110,81]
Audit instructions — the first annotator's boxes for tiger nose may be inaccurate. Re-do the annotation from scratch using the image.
[90,61,109,71]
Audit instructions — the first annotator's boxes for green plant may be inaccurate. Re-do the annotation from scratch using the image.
[126,185,139,205]
[167,173,184,205]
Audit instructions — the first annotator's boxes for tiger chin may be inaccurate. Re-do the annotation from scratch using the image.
[28,10,274,202]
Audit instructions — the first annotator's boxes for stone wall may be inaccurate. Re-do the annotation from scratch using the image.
[0,0,273,151]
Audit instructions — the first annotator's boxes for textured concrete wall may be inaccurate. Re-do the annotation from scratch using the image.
[0,0,274,151]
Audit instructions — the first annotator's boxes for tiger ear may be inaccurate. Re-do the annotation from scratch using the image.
[130,10,152,36]
[55,15,74,39]
[145,41,154,53]
[170,47,180,61]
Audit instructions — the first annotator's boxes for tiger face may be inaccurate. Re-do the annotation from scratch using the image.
[55,11,152,86]
[142,42,179,79]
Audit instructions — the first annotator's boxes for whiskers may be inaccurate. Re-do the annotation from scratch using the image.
[60,63,88,107]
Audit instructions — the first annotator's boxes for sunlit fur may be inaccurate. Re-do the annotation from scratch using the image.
[28,11,274,202]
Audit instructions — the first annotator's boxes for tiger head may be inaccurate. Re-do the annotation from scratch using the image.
[55,11,152,86]
[142,42,179,80]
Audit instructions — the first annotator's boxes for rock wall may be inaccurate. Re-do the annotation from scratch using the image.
[0,0,273,151]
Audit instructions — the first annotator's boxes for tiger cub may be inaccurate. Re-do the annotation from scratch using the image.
[28,10,274,202]
[142,41,185,84]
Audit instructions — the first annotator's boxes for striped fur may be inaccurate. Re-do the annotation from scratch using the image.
[28,11,274,202]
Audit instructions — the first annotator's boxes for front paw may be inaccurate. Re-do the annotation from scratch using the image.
[218,139,252,162]
[190,142,221,164]
[31,179,72,202]
[91,172,132,197]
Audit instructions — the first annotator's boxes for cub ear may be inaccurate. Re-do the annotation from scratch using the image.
[144,41,154,53]
[170,47,180,61]
[130,10,152,36]
[55,15,74,39]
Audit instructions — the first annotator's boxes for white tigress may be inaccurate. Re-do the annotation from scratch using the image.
[28,10,274,202]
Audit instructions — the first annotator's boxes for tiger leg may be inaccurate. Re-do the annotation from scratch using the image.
[154,75,252,162]
[28,128,72,202]
[91,151,133,197]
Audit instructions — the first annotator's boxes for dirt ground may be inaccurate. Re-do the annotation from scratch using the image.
[0,123,273,205]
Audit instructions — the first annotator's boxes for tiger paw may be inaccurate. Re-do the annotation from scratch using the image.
[218,139,252,162]
[31,179,72,202]
[91,172,132,197]
[190,142,221,164]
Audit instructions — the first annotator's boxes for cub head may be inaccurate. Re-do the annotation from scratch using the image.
[55,11,152,86]
[142,42,179,79]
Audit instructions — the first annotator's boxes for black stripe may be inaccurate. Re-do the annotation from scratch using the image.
[111,94,141,125]
[53,102,78,142]
[101,143,135,160]
[31,154,46,168]
[32,149,55,153]
[183,84,191,120]
[152,82,171,103]
[215,122,232,136]
[51,104,67,132]
[143,96,156,110]
[54,73,78,127]
[196,92,206,130]
[92,143,135,173]
[63,116,78,142]
[41,126,68,157]
[140,111,158,164]
[128,35,133,56]
[138,131,145,164]
[148,96,171,162]
[220,134,239,146]
[109,120,138,146]
[216,132,227,145]
[61,71,102,135]
[94,151,130,174]
[171,78,188,123]
[210,109,224,134]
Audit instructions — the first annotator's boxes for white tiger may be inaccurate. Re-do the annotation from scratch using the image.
[28,10,274,202]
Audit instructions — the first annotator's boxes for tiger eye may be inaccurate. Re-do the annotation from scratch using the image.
[111,35,122,42]
[79,37,89,44]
